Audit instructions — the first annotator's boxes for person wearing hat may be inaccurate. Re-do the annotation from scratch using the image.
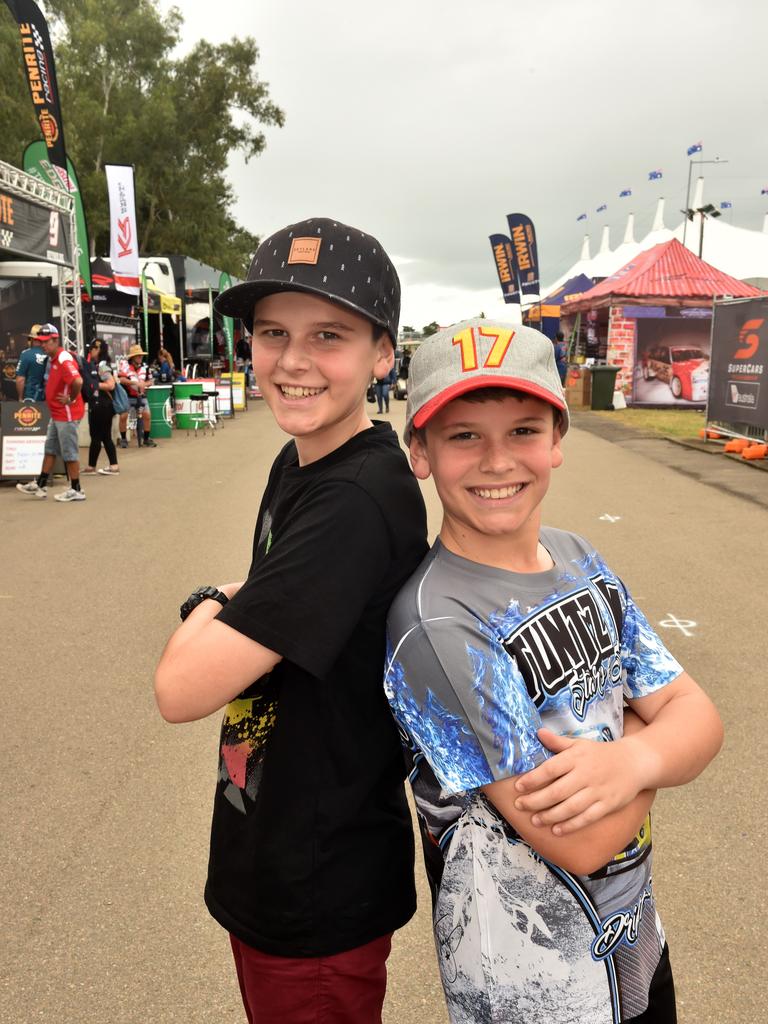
[15,324,48,401]
[154,218,428,1022]
[117,343,157,447]
[384,318,723,1024]
[16,324,87,502]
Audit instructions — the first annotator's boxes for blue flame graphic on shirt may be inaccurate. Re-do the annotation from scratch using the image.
[386,637,491,792]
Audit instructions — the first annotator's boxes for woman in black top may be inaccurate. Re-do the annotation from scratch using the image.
[83,340,120,475]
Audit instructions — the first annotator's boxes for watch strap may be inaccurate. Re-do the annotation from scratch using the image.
[179,585,229,622]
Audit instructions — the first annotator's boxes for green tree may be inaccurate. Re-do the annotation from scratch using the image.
[1,0,284,276]
[0,15,39,164]
[422,321,440,337]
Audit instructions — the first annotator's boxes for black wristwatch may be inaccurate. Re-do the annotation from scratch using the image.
[179,585,229,622]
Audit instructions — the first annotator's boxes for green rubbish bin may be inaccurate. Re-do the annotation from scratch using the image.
[590,365,620,410]
[146,385,173,438]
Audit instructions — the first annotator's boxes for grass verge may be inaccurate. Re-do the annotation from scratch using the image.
[590,408,706,439]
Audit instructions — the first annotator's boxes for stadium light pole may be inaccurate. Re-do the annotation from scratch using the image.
[681,203,722,258]
[682,158,728,246]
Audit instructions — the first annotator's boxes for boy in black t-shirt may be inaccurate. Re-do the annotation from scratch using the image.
[155,218,428,1023]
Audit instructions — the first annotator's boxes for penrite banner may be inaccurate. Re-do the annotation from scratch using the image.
[4,0,68,174]
[105,164,140,294]
[23,141,93,298]
[506,213,540,297]
[489,233,520,304]
[708,298,768,429]
[0,183,72,263]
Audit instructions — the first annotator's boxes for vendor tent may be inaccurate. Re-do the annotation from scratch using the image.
[525,272,595,337]
[561,238,764,405]
[562,238,763,313]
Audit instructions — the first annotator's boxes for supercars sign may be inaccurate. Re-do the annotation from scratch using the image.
[0,187,72,263]
[709,299,768,428]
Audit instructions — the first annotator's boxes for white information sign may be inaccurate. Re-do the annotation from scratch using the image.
[1,434,45,476]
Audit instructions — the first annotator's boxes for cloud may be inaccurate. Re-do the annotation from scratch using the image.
[162,0,768,323]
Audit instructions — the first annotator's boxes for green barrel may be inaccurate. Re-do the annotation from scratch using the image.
[590,365,620,410]
[147,385,173,438]
[172,382,203,430]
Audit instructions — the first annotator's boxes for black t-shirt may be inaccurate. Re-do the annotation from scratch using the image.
[205,423,429,957]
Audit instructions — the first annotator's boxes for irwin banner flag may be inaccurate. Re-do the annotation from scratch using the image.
[105,164,140,294]
[489,234,520,304]
[4,0,68,175]
[506,213,540,298]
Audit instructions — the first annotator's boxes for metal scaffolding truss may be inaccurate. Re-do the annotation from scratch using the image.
[0,160,83,352]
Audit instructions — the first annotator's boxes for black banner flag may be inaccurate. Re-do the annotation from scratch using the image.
[489,233,520,304]
[4,0,68,175]
[506,213,540,298]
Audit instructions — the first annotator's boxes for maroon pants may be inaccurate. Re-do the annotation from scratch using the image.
[229,932,393,1024]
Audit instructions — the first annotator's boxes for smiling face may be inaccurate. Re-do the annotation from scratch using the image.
[409,392,563,569]
[250,291,393,464]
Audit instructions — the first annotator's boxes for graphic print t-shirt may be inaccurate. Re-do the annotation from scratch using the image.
[385,529,683,1023]
[16,346,47,400]
[205,423,429,957]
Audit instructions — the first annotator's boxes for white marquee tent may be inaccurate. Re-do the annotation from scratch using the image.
[539,178,768,299]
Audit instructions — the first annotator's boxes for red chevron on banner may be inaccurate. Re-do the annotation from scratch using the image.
[105,164,139,294]
[117,216,133,258]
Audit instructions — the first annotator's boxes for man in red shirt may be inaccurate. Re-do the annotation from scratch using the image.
[16,324,87,502]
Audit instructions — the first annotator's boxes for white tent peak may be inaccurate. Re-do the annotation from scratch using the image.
[651,198,666,233]
[622,214,636,245]
[763,213,768,234]
[579,234,590,261]
[598,225,611,254]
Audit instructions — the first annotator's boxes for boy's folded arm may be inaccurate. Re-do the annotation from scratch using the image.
[154,596,281,723]
[481,775,654,877]
[513,672,723,833]
[622,670,723,789]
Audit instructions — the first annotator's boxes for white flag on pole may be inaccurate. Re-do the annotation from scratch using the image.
[105,164,140,294]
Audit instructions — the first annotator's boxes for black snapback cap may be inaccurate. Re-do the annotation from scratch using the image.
[214,218,400,344]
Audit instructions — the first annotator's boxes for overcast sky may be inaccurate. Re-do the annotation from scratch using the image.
[161,0,768,329]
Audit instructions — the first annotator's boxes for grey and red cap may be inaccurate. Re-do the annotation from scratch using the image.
[404,318,570,444]
[214,217,400,344]
[32,323,60,341]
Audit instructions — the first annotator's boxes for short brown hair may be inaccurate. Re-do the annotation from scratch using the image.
[444,386,564,430]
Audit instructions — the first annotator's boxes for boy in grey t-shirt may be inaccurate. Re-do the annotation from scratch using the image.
[385,319,723,1024]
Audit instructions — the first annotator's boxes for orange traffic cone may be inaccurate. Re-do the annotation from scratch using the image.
[724,438,750,453]
[742,444,767,461]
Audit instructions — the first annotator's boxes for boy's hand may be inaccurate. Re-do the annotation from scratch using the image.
[513,727,648,835]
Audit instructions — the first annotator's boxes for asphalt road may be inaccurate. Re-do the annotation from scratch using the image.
[1,401,765,1024]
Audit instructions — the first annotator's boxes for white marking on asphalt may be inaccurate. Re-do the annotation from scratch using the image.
[599,514,622,522]
[659,614,697,637]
